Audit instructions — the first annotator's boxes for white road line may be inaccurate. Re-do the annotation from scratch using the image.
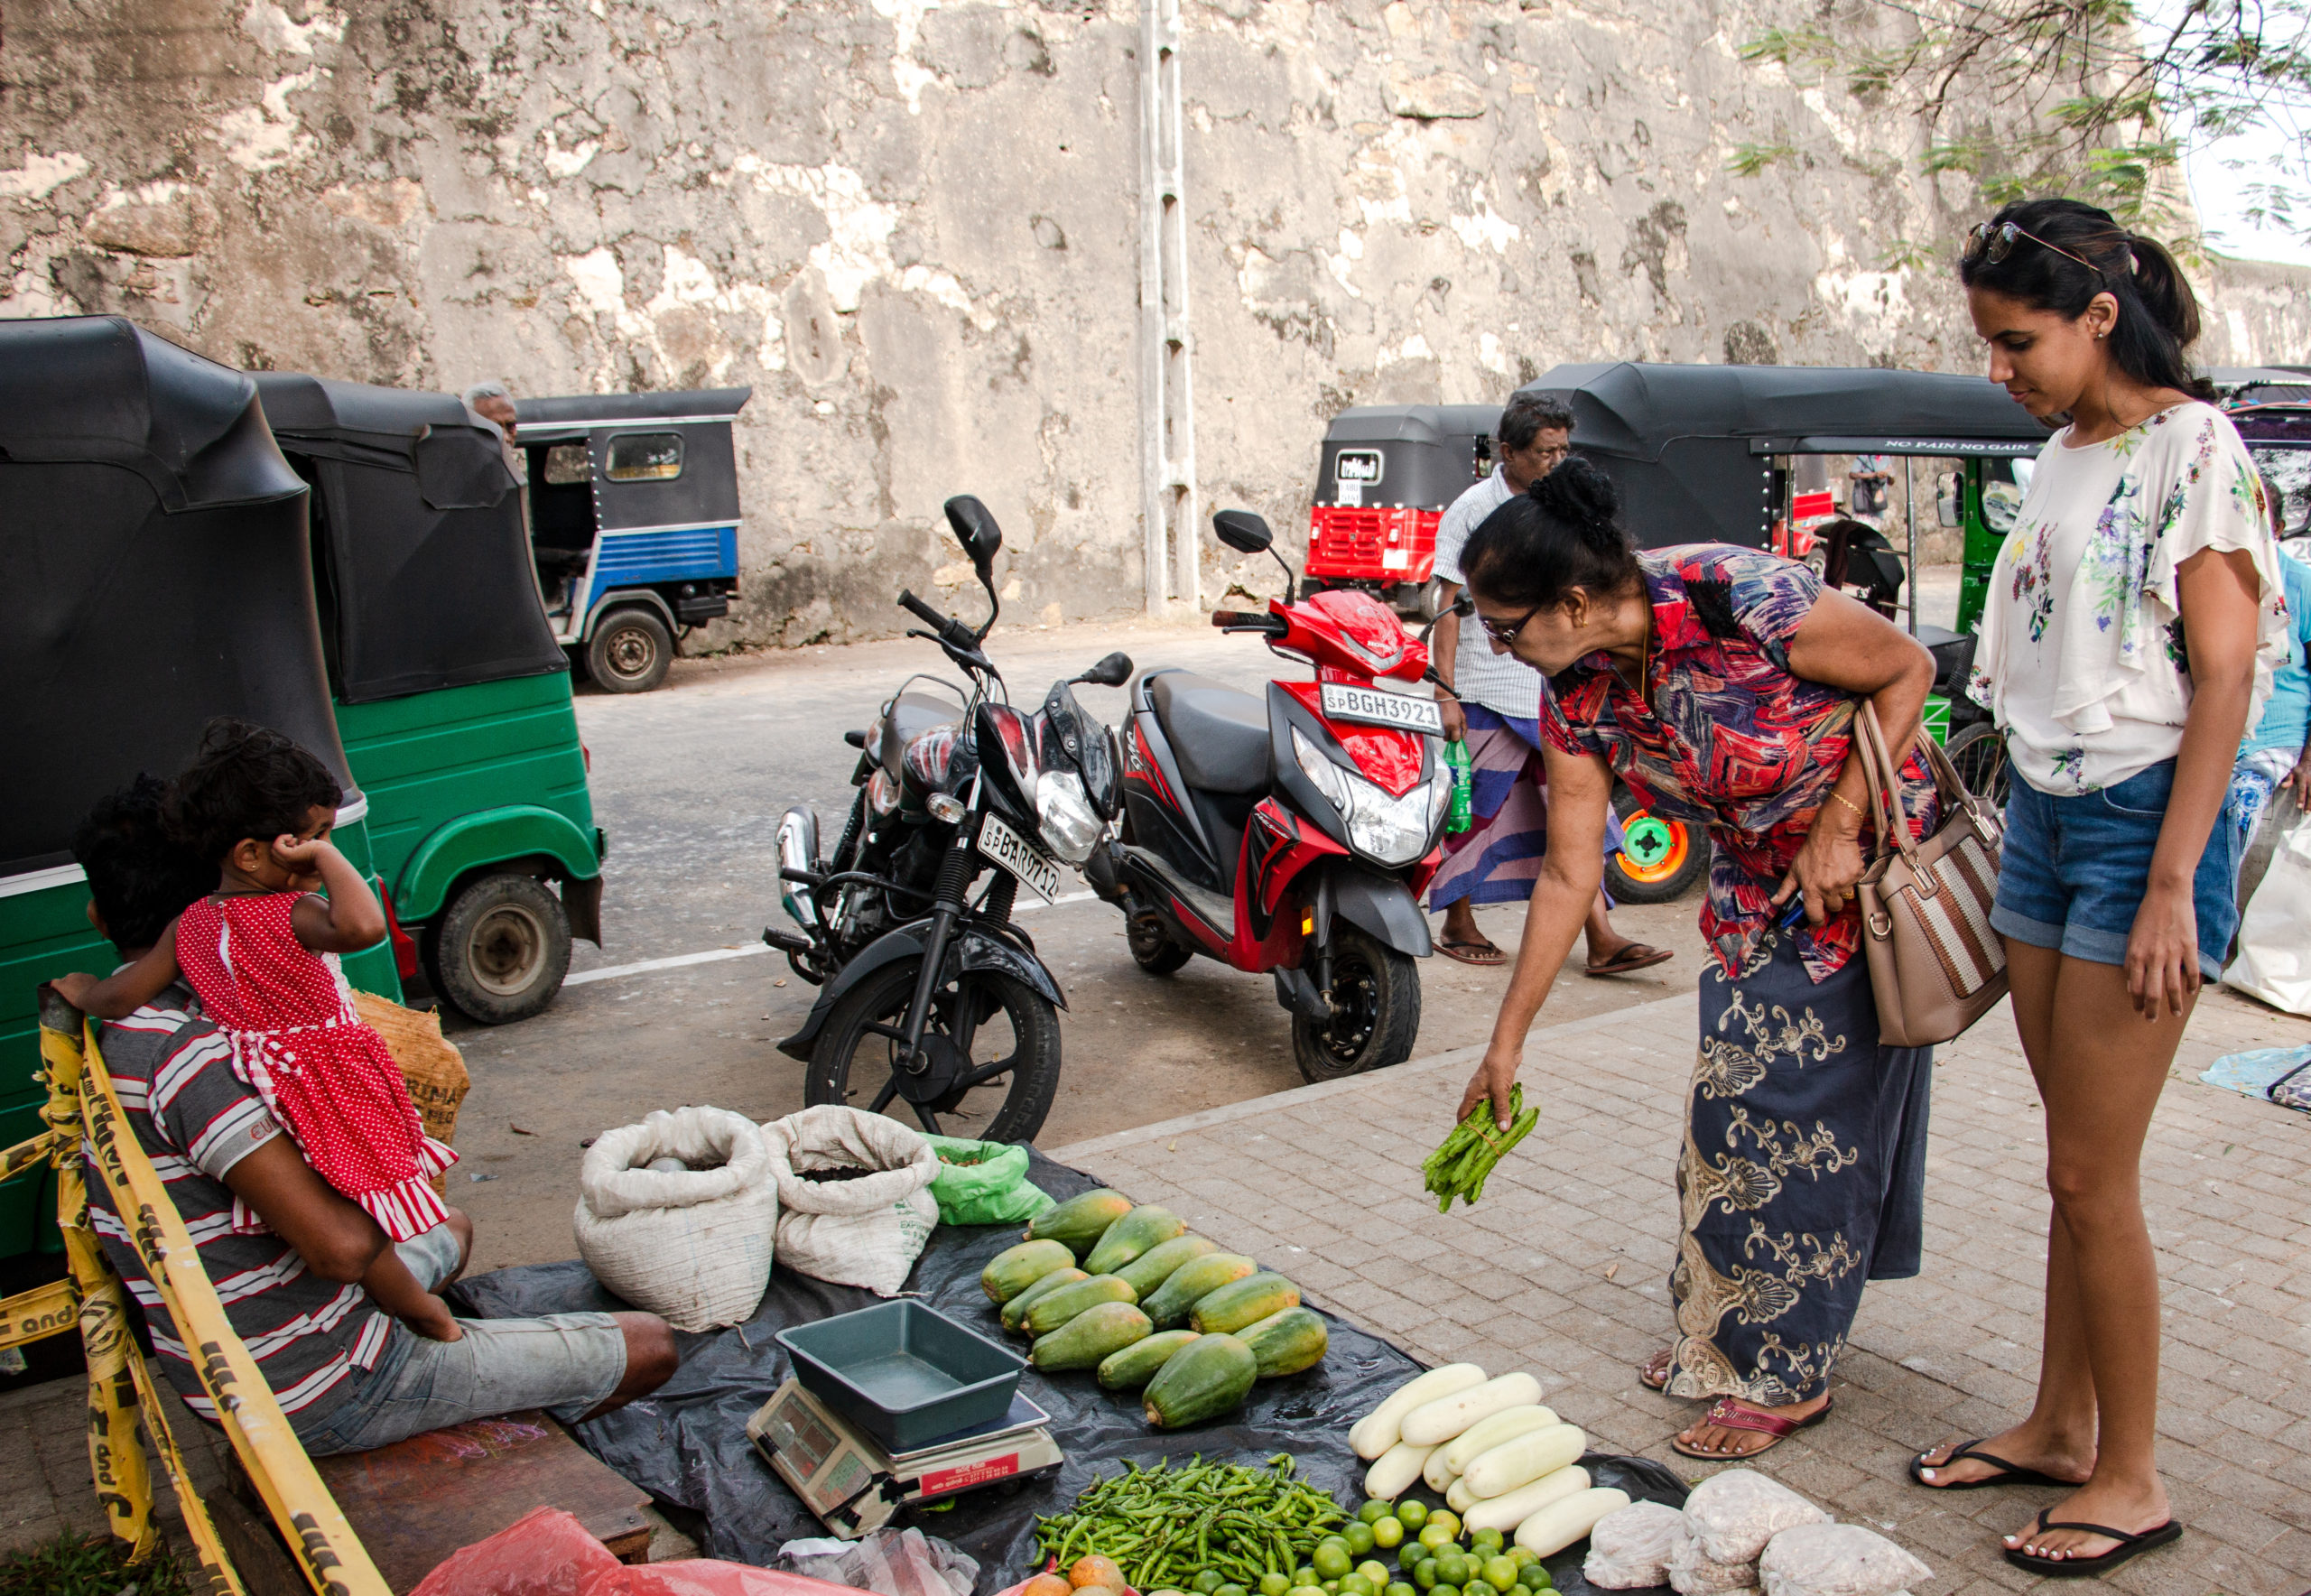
[562,888,1101,988]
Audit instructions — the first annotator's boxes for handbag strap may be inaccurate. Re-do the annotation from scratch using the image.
[1852,700,1991,866]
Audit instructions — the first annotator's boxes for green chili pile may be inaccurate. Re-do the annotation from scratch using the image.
[1033,1454,1346,1590]
[1423,1086,1538,1211]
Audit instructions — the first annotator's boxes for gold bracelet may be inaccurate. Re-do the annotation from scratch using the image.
[1830,791,1866,819]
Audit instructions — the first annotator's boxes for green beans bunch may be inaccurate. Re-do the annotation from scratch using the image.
[1422,1086,1538,1211]
[1033,1453,1347,1591]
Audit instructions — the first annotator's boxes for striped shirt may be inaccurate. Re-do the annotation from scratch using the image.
[81,984,392,1426]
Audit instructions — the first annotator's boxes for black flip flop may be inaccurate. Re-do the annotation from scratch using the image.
[1908,1437,2074,1490]
[2003,1508,2182,1577]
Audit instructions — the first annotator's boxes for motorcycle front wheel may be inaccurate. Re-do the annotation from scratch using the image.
[1291,924,1421,1082]
[804,960,1062,1143]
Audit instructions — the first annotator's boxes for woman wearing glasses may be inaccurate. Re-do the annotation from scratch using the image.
[1451,456,1941,1464]
[1907,200,2286,1576]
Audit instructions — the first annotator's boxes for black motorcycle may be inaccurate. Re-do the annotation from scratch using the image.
[765,496,1129,1141]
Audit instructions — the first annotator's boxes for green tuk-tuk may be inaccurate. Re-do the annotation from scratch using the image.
[0,317,404,1271]
[252,373,606,1025]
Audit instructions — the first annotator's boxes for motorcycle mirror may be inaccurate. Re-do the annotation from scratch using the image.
[1211,509,1273,554]
[943,495,1004,576]
[1415,589,1473,645]
[1074,651,1133,688]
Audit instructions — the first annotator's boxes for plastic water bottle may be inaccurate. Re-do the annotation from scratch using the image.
[1443,738,1473,833]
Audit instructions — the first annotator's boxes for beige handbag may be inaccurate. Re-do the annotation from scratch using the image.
[1852,701,2008,1047]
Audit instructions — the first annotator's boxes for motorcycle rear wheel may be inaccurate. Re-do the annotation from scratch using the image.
[804,960,1061,1143]
[1127,911,1193,975]
[1292,925,1421,1082]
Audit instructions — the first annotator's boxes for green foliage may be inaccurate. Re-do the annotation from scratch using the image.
[0,1530,190,1596]
[1728,142,1801,175]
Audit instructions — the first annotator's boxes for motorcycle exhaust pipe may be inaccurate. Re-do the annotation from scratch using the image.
[777,806,821,929]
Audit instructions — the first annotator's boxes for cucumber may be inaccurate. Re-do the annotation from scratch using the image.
[1001,1267,1088,1332]
[1189,1272,1300,1336]
[1513,1489,1629,1559]
[1115,1234,1218,1298]
[1142,1252,1258,1329]
[1438,1405,1559,1475]
[1142,1332,1258,1429]
[1097,1328,1202,1389]
[1026,1189,1136,1258]
[1032,1301,1152,1370]
[981,1239,1077,1304]
[1023,1273,1137,1337]
[1462,1423,1586,1500]
[1423,1444,1463,1493]
[1400,1372,1545,1446]
[1083,1204,1186,1276]
[1362,1439,1435,1501]
[1236,1305,1328,1378]
[1445,1474,1477,1515]
[1349,1364,1488,1461]
[1462,1467,1591,1535]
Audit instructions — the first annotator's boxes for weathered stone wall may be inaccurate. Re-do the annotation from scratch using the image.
[7,0,2307,645]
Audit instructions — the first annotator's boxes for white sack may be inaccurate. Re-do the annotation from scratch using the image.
[574,1106,775,1332]
[1683,1469,1831,1565]
[1668,1529,1757,1596]
[1584,1501,1688,1589]
[2224,811,2311,1016]
[1759,1524,1931,1596]
[763,1105,942,1295]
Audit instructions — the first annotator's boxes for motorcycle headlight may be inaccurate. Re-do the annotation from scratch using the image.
[1291,728,1439,867]
[1035,769,1104,865]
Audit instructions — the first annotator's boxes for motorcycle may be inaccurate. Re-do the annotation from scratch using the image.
[765,496,1130,1142]
[1082,508,1452,1081]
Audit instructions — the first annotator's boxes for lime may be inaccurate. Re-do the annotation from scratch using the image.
[1505,1551,1536,1570]
[1261,1575,1292,1596]
[1371,1517,1404,1551]
[1410,1562,1438,1591]
[1431,1584,1460,1596]
[1345,1526,1376,1558]
[1296,1570,1318,1588]
[1395,1500,1428,1533]
[1434,1554,1468,1587]
[1482,1557,1518,1591]
[1396,1544,1426,1572]
[1428,1511,1462,1541]
[1217,1584,1248,1596]
[1470,1530,1504,1555]
[1291,1587,1324,1596]
[1313,1545,1353,1582]
[1339,1576,1372,1596]
[1386,1584,1415,1596]
[1322,1584,1339,1595]
[1515,1569,1550,1591]
[1194,1576,1225,1595]
[1357,1562,1389,1589]
[1416,1526,1454,1553]
[1360,1500,1392,1525]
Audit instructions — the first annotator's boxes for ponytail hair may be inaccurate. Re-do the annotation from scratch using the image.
[1957,198,2214,402]
[1461,455,1642,611]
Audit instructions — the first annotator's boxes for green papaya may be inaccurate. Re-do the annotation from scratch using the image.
[1189,1272,1301,1336]
[1083,1204,1186,1276]
[1115,1234,1218,1299]
[1031,1301,1152,1371]
[1000,1266,1087,1332]
[1097,1328,1201,1390]
[1236,1305,1328,1378]
[1026,1189,1135,1259]
[1141,1252,1258,1329]
[981,1239,1077,1304]
[1022,1273,1137,1337]
[1142,1332,1258,1429]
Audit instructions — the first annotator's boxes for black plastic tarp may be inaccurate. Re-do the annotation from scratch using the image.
[454,1152,1685,1596]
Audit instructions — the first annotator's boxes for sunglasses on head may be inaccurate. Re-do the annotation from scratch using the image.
[1963,220,2109,283]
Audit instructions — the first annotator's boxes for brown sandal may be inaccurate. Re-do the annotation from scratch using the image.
[1638,1349,1673,1391]
[1670,1396,1833,1459]
[1438,937,1508,966]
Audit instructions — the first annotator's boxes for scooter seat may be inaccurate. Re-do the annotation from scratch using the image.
[1148,671,1270,793]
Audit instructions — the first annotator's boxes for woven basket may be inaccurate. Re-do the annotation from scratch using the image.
[353,992,470,1193]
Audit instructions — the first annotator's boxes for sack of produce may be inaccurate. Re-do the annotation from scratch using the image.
[1584,1501,1688,1589]
[1757,1524,1930,1596]
[1667,1529,1757,1596]
[922,1134,1054,1226]
[1682,1469,1830,1564]
[763,1106,942,1295]
[573,1106,775,1332]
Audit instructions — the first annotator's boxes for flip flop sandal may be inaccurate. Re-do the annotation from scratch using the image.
[1908,1437,2074,1490]
[1438,938,1508,966]
[2003,1509,2183,1577]
[1638,1349,1673,1391]
[1584,944,1673,977]
[1670,1396,1833,1459]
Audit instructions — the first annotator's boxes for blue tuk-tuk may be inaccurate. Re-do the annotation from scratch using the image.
[512,388,752,692]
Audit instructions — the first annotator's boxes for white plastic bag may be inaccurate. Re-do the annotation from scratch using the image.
[1758,1524,1931,1596]
[763,1106,942,1295]
[573,1106,775,1332]
[1682,1469,1830,1564]
[781,1528,977,1596]
[2224,810,2311,1016]
[1669,1529,1758,1596]
[1584,1501,1687,1589]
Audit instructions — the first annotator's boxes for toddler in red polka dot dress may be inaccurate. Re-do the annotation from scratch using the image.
[57,720,465,1344]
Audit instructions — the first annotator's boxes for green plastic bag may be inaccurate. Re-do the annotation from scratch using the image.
[921,1135,1054,1227]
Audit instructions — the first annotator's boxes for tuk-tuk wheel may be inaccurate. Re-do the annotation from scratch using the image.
[424,871,573,1025]
[586,607,673,693]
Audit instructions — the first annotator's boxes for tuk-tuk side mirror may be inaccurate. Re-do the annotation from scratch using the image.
[1211,510,1273,554]
[1075,651,1133,688]
[944,496,1004,576]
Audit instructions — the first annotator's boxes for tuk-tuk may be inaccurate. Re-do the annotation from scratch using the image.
[1304,404,1499,610]
[510,388,752,693]
[0,317,402,1268]
[252,373,605,1025]
[2217,368,2311,550]
[1531,361,2054,901]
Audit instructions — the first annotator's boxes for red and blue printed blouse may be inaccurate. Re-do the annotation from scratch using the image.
[1539,545,1936,982]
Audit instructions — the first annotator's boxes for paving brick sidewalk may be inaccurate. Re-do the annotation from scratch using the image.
[1053,988,2311,1596]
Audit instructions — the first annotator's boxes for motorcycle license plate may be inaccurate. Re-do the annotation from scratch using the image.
[1318,682,1443,736]
[978,812,1062,903]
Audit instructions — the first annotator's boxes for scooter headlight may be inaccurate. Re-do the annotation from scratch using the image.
[1291,727,1437,867]
[1035,769,1104,865]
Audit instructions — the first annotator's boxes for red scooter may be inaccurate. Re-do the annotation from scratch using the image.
[1082,509,1451,1081]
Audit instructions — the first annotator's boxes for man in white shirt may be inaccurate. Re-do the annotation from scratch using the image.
[1428,393,1669,976]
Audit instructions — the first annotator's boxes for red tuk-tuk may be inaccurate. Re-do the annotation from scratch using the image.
[1304,404,1498,610]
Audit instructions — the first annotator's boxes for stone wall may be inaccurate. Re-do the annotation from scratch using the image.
[6,0,2307,645]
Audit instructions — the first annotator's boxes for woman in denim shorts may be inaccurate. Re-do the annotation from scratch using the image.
[1908,200,2290,1577]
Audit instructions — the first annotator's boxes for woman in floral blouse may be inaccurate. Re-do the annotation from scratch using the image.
[1454,458,1939,1463]
[1909,200,2287,1578]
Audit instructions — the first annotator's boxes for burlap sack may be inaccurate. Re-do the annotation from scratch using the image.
[354,991,471,1192]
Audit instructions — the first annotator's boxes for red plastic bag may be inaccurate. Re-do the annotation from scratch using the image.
[413,1508,868,1596]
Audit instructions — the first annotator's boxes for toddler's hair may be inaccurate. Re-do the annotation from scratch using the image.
[167,719,344,866]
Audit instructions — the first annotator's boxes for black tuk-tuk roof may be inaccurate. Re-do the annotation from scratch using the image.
[511,386,751,534]
[1313,404,1499,511]
[0,318,354,877]
[1323,404,1502,445]
[253,371,565,706]
[512,386,752,431]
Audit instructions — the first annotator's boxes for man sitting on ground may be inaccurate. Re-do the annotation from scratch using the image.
[69,775,676,1453]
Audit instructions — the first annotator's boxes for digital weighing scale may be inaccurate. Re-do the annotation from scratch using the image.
[747,1378,1063,1536]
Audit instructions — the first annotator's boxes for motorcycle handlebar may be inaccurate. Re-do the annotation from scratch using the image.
[1211,609,1287,636]
[897,589,982,651]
